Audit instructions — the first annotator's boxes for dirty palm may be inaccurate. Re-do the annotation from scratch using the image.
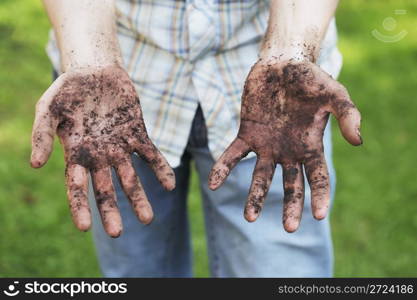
[31,66,175,237]
[31,61,361,237]
[209,59,361,232]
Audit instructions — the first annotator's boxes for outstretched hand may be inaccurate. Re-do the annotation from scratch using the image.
[209,59,361,232]
[31,66,175,237]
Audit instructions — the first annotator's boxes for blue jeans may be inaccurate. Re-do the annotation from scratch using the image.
[86,106,335,277]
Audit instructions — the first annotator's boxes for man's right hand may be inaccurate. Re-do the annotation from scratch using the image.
[31,65,175,237]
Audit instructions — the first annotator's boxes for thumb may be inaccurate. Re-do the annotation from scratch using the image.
[329,90,362,146]
[31,78,64,168]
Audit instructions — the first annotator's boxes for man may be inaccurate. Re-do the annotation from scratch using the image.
[32,0,361,277]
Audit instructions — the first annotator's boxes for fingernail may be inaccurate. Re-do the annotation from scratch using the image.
[356,128,363,145]
[284,220,299,233]
[30,160,41,168]
[208,176,220,190]
[139,210,154,225]
[244,207,259,222]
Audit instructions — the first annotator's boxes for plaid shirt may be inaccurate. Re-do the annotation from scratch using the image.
[47,0,342,168]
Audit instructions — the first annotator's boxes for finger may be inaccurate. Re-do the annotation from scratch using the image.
[208,138,250,190]
[133,140,176,191]
[115,159,154,225]
[282,162,305,233]
[244,158,275,222]
[304,152,330,220]
[329,88,362,146]
[65,164,91,231]
[91,167,122,237]
[31,77,65,168]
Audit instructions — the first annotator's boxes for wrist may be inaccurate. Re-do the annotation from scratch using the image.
[63,54,123,73]
[259,41,319,64]
[60,39,123,72]
[44,0,122,72]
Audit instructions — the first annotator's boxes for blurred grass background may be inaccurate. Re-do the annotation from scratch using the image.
[0,0,416,277]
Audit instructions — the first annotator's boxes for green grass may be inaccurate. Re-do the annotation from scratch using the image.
[333,0,417,277]
[0,0,416,277]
